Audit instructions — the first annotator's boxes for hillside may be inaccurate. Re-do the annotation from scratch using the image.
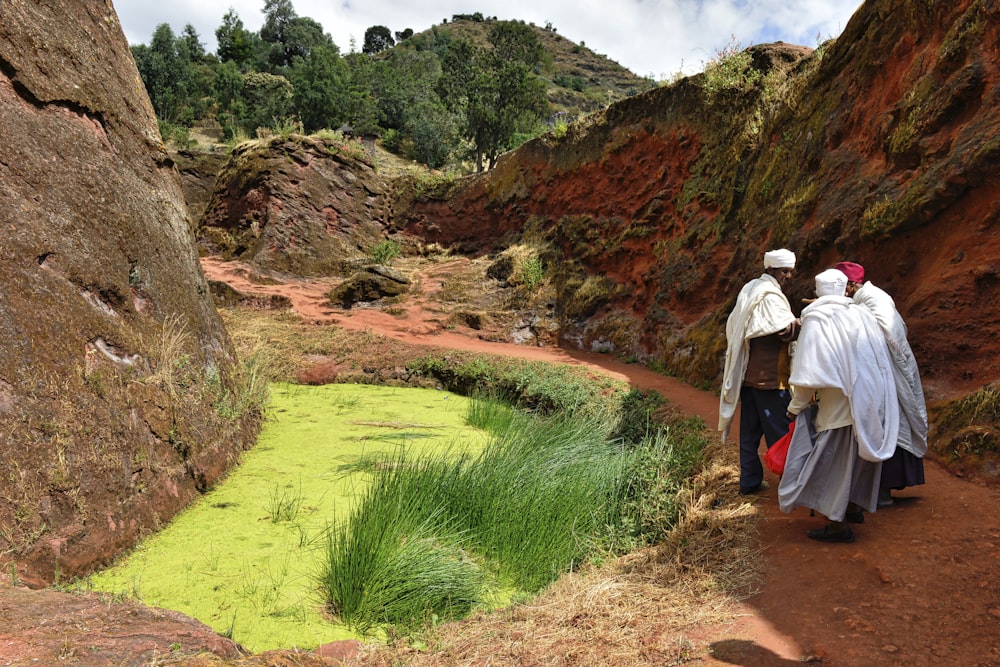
[395,2,1000,404]
[393,15,658,117]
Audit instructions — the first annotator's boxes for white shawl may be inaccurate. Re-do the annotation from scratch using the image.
[719,273,796,438]
[789,295,899,462]
[854,282,928,457]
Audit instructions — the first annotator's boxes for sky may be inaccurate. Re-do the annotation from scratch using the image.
[112,0,864,80]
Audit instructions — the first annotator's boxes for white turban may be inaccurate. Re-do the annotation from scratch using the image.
[815,268,848,297]
[763,249,796,269]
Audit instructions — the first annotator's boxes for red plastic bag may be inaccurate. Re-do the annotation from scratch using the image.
[765,418,795,476]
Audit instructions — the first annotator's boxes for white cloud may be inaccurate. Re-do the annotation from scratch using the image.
[111,0,862,80]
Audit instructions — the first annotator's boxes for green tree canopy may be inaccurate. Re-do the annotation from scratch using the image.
[132,23,204,123]
[260,0,332,69]
[362,25,394,55]
[290,45,351,133]
[216,9,257,66]
[449,20,549,171]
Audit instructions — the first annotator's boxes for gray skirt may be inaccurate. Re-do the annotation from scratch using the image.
[778,407,883,521]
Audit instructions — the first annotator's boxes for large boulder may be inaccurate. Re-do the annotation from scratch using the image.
[0,1,258,583]
[199,134,391,277]
[326,264,410,307]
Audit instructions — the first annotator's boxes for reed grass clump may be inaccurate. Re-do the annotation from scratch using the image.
[320,451,483,635]
[320,393,709,634]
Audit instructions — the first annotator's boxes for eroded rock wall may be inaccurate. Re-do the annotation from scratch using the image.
[0,1,258,583]
[199,136,391,277]
[397,0,1000,402]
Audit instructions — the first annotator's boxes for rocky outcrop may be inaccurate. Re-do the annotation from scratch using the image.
[174,148,230,232]
[0,1,258,583]
[199,135,391,277]
[395,0,1000,403]
[326,264,410,306]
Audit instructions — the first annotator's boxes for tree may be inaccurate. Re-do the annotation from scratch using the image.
[180,24,206,61]
[133,23,204,124]
[291,45,351,132]
[394,28,414,43]
[341,52,382,136]
[260,0,333,68]
[446,21,548,171]
[216,9,257,67]
[405,99,457,167]
[259,0,296,46]
[241,71,294,133]
[436,38,477,111]
[487,21,546,67]
[362,25,394,55]
[373,49,441,130]
[213,60,247,139]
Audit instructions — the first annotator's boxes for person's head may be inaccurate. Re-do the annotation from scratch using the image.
[834,261,864,297]
[763,249,796,288]
[814,268,848,298]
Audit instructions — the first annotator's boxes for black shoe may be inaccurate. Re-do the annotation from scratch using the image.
[739,480,770,496]
[807,524,855,543]
[845,510,864,524]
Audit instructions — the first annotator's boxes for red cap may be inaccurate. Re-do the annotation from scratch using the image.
[834,261,865,283]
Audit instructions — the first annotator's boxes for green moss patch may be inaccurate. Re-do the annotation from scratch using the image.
[88,383,486,652]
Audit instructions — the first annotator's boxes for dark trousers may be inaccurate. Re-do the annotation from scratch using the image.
[738,386,792,492]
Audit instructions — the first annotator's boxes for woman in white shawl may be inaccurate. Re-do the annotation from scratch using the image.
[835,261,927,507]
[778,268,900,543]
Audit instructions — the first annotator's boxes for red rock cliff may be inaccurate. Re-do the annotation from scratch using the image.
[397,0,1000,404]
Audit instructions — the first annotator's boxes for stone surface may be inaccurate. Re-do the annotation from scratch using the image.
[0,1,258,584]
[199,136,390,277]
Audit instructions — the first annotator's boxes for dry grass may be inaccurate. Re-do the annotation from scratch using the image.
[356,441,762,666]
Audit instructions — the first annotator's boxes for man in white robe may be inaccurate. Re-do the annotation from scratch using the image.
[778,268,900,542]
[720,249,799,495]
[836,261,927,506]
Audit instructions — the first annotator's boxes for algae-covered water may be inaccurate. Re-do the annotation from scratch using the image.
[89,383,487,652]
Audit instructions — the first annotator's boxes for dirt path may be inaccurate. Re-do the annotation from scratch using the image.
[203,257,1000,666]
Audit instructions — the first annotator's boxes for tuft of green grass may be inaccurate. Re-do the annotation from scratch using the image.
[938,387,1000,429]
[319,453,483,635]
[369,239,402,265]
[266,480,304,523]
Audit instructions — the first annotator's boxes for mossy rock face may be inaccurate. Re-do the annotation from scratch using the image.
[199,136,391,278]
[327,265,411,306]
[0,1,259,583]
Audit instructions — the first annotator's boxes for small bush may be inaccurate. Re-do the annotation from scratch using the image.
[158,121,197,150]
[369,239,402,264]
[519,255,544,291]
[702,38,762,102]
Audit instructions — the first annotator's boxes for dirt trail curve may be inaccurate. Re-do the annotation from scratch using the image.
[203,257,1000,667]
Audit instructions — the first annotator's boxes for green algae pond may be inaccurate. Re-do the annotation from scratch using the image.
[88,383,488,652]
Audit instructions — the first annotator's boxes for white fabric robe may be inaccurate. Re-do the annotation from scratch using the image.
[787,295,900,462]
[854,282,928,457]
[718,273,796,439]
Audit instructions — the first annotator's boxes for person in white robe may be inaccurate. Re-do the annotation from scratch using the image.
[836,261,927,506]
[719,249,800,495]
[778,268,900,543]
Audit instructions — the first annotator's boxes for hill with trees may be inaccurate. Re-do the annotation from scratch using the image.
[129,2,656,171]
